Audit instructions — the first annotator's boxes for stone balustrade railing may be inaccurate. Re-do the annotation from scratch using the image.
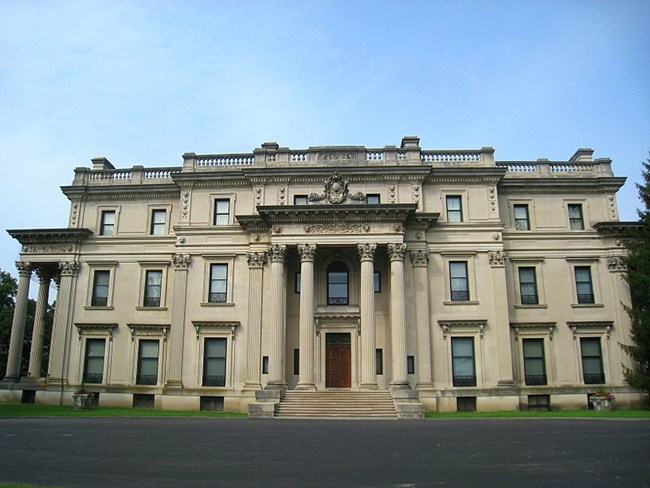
[196,154,255,166]
[497,161,608,177]
[420,150,482,162]
[78,167,181,186]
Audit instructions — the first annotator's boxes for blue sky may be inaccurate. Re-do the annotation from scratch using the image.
[1,0,649,286]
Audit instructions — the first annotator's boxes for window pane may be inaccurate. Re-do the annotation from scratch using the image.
[144,270,162,307]
[137,340,159,384]
[92,270,110,306]
[294,195,308,205]
[214,199,230,225]
[581,338,604,384]
[519,267,538,304]
[203,338,227,386]
[327,262,349,305]
[575,267,594,303]
[209,264,228,303]
[366,194,380,204]
[100,211,115,236]
[446,196,462,222]
[84,339,105,384]
[151,210,166,235]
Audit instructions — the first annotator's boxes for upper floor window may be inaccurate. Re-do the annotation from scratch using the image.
[91,270,110,307]
[143,270,163,307]
[100,210,116,236]
[580,338,605,384]
[327,261,349,305]
[150,209,167,235]
[136,340,159,385]
[522,338,547,385]
[374,271,381,293]
[568,204,584,230]
[451,337,476,387]
[446,196,463,223]
[518,267,538,305]
[209,264,228,303]
[213,199,230,226]
[294,195,308,205]
[449,261,469,301]
[574,266,594,304]
[83,338,106,384]
[513,204,530,231]
[366,194,380,205]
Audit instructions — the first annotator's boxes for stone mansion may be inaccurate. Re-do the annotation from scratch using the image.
[1,137,642,416]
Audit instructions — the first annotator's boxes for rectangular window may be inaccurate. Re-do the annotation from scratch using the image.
[213,199,230,226]
[518,267,539,305]
[203,338,227,386]
[150,209,167,235]
[294,195,308,205]
[293,349,300,375]
[136,340,159,385]
[449,261,469,301]
[568,204,584,230]
[522,339,547,385]
[446,196,463,223]
[143,270,162,307]
[366,194,380,204]
[209,264,228,303]
[575,266,595,304]
[581,338,605,384]
[295,272,301,293]
[513,204,530,231]
[451,337,476,387]
[100,210,115,236]
[262,356,269,375]
[91,270,110,307]
[83,339,105,384]
[407,355,415,375]
[376,349,383,375]
[374,271,381,293]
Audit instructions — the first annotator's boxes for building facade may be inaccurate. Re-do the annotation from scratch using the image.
[1,137,642,414]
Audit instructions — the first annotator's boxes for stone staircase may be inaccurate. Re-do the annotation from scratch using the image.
[275,390,399,418]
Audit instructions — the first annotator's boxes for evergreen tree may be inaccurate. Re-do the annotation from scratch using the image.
[622,156,650,401]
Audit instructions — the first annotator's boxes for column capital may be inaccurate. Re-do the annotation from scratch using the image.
[297,244,317,262]
[387,243,408,262]
[410,249,429,267]
[15,261,32,278]
[357,243,377,261]
[35,267,55,284]
[172,253,191,270]
[58,261,80,277]
[268,244,287,263]
[246,251,267,268]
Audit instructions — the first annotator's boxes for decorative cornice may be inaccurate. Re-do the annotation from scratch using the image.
[438,319,488,339]
[304,223,371,234]
[74,322,118,339]
[127,323,170,342]
[510,322,557,340]
[192,321,240,339]
[593,221,641,237]
[256,203,419,224]
[567,321,614,339]
[8,228,93,245]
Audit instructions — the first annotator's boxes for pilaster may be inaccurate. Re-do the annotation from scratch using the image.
[243,251,267,390]
[410,249,434,389]
[166,254,191,389]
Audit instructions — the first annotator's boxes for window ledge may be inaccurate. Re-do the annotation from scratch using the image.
[443,300,479,306]
[84,306,115,311]
[136,306,168,311]
[514,304,548,309]
[571,303,604,308]
[200,302,235,307]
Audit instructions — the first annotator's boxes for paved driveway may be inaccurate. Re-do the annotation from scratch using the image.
[1,417,648,487]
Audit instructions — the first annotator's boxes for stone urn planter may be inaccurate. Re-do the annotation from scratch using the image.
[73,392,93,410]
[590,393,615,411]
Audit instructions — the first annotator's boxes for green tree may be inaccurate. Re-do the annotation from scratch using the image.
[0,270,18,377]
[622,156,650,401]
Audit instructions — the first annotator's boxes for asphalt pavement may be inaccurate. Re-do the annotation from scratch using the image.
[1,417,648,487]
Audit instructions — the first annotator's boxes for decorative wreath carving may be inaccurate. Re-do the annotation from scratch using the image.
[308,171,365,204]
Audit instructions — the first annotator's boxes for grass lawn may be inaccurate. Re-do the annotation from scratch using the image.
[0,403,246,418]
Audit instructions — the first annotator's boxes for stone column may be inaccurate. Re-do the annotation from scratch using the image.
[3,262,33,381]
[387,244,408,388]
[166,254,191,389]
[47,261,80,385]
[411,250,433,389]
[243,251,266,390]
[358,243,377,390]
[297,244,317,390]
[27,268,54,379]
[266,244,287,389]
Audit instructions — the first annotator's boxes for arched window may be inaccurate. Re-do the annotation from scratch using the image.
[327,261,349,305]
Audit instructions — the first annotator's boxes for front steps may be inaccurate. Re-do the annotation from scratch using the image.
[275,390,399,418]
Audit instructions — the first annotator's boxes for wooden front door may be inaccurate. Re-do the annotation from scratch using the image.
[326,333,351,388]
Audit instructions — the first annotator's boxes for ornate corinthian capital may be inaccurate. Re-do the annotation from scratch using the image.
[246,251,267,268]
[15,261,33,278]
[268,244,287,263]
[410,249,429,266]
[172,254,191,270]
[58,261,80,277]
[357,243,377,261]
[297,244,317,262]
[387,243,408,262]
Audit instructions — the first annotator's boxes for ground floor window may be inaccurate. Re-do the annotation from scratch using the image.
[136,340,159,385]
[522,338,547,385]
[451,337,476,387]
[580,338,605,384]
[83,339,106,384]
[203,338,227,386]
